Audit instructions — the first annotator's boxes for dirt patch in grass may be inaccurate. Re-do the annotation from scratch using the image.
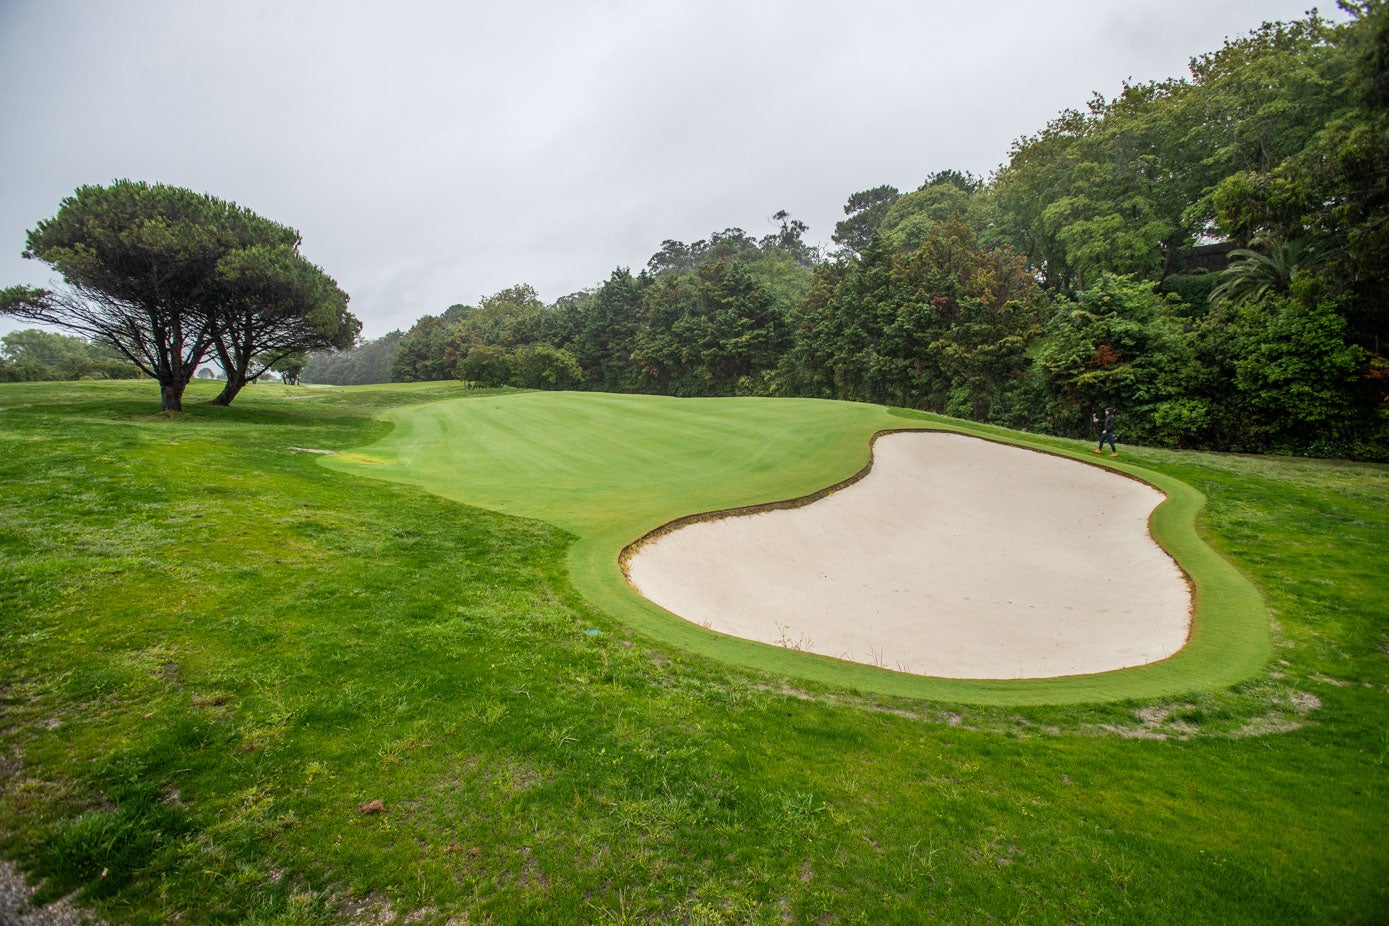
[0,860,106,926]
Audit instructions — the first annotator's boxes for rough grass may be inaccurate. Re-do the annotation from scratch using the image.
[0,380,1385,924]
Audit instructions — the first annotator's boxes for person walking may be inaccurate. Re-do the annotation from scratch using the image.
[1093,407,1118,457]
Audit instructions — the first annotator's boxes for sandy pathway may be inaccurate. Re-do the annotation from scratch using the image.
[626,432,1191,679]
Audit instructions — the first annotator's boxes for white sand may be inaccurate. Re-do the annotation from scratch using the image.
[626,432,1191,679]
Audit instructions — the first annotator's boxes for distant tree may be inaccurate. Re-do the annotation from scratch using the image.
[904,219,1048,420]
[921,169,983,193]
[392,315,457,381]
[832,185,901,255]
[682,261,790,394]
[692,228,761,266]
[743,247,815,312]
[1224,294,1365,453]
[467,284,546,347]
[780,260,852,398]
[1033,274,1201,444]
[791,231,899,403]
[880,181,979,252]
[551,290,593,314]
[572,268,645,389]
[0,330,56,382]
[758,210,818,268]
[441,303,471,324]
[457,343,516,386]
[271,351,309,385]
[986,109,1089,291]
[788,219,1047,417]
[302,330,402,385]
[647,240,695,274]
[515,343,583,390]
[2,328,92,371]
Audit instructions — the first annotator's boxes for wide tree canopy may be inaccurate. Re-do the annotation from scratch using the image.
[2,180,357,410]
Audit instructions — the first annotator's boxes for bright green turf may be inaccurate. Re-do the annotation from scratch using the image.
[2,380,1384,923]
[324,391,1270,705]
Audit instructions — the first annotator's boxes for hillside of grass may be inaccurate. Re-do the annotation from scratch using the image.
[1,380,1385,924]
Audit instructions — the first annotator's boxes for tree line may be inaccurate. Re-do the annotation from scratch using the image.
[311,6,1385,458]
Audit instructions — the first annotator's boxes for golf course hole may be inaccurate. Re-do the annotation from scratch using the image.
[626,432,1192,680]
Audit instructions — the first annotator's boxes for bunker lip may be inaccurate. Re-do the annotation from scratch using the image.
[623,431,1193,681]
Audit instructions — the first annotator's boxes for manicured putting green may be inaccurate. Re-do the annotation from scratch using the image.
[323,391,1270,705]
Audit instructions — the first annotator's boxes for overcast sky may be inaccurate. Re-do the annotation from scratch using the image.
[0,0,1339,340]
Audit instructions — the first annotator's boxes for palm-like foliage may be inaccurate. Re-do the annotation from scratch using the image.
[1209,233,1303,309]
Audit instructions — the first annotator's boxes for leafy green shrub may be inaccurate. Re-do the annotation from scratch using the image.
[1159,272,1220,316]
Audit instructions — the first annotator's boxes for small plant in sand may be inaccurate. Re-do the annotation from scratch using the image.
[773,622,814,651]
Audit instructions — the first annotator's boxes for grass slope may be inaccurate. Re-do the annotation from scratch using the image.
[324,390,1268,704]
[1,380,1385,925]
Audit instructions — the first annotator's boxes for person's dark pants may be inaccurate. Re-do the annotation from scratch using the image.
[1099,432,1117,452]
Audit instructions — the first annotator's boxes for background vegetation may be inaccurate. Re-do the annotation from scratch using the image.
[308,7,1387,460]
[0,328,140,382]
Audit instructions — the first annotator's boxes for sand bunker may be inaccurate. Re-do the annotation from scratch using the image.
[626,432,1191,679]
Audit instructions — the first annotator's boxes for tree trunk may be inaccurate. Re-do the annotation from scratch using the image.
[211,370,246,406]
[160,379,185,412]
[209,336,246,406]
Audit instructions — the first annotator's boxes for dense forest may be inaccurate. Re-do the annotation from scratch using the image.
[304,6,1387,459]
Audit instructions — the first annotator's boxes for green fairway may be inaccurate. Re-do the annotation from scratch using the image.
[2,381,1384,925]
[325,390,1269,705]
[324,391,889,531]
